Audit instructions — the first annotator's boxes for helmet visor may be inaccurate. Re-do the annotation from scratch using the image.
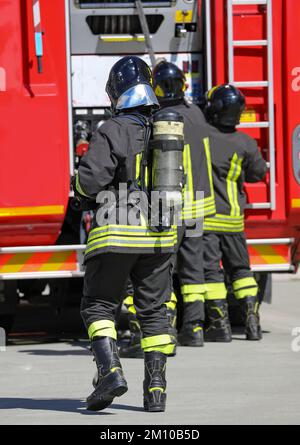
[116,84,159,110]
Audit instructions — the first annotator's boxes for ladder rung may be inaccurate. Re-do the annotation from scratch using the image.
[233,40,268,47]
[232,0,267,5]
[233,81,269,88]
[245,203,272,210]
[238,122,270,129]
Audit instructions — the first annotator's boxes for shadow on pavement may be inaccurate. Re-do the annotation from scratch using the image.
[0,398,108,415]
[110,404,145,412]
[18,341,91,356]
[20,349,91,356]
[0,398,144,415]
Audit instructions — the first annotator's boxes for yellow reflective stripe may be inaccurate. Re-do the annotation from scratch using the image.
[111,367,122,373]
[165,292,177,310]
[183,143,203,215]
[233,277,258,299]
[227,153,243,217]
[135,153,142,181]
[211,306,225,318]
[85,240,176,254]
[204,213,244,232]
[227,153,237,217]
[183,201,205,210]
[208,213,244,221]
[183,144,194,206]
[149,387,165,393]
[141,334,173,350]
[207,85,219,100]
[124,296,134,306]
[88,233,176,244]
[193,326,203,333]
[204,206,217,218]
[181,284,206,294]
[170,292,177,303]
[204,225,244,233]
[145,165,149,188]
[143,343,175,355]
[75,175,91,198]
[89,225,177,238]
[0,205,64,217]
[123,296,136,314]
[204,221,244,229]
[183,293,205,304]
[88,234,177,247]
[232,157,243,217]
[204,219,244,226]
[87,235,176,247]
[234,287,258,299]
[232,277,258,291]
[165,300,176,310]
[128,305,137,314]
[203,138,215,203]
[186,145,194,199]
[205,283,227,300]
[88,320,117,340]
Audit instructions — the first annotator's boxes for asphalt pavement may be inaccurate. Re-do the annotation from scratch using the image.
[0,276,300,425]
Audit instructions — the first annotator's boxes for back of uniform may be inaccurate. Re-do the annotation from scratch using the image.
[203,125,266,233]
[202,124,267,342]
[173,102,216,221]
[75,56,178,413]
[161,103,216,346]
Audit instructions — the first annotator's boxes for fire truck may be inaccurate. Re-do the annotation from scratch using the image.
[0,0,300,332]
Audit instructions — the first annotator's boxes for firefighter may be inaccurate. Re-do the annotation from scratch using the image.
[119,61,216,355]
[202,84,268,342]
[74,56,178,412]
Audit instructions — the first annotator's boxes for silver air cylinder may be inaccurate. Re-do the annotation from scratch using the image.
[150,110,184,228]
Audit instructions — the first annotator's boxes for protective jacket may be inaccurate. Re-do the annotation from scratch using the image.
[203,124,267,233]
[162,101,216,222]
[76,113,178,260]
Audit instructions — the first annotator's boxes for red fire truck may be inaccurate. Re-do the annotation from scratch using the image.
[0,0,299,331]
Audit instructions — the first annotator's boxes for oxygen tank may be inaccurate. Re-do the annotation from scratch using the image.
[149,109,185,229]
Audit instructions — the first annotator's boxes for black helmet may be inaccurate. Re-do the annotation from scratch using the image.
[153,61,186,104]
[106,56,159,111]
[204,84,246,127]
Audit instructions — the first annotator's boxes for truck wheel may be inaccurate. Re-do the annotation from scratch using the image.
[0,281,18,335]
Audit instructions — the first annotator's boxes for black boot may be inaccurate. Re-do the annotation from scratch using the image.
[143,352,167,412]
[178,301,205,347]
[119,313,144,358]
[240,296,262,341]
[87,337,128,411]
[166,307,178,356]
[205,300,232,343]
[178,322,204,347]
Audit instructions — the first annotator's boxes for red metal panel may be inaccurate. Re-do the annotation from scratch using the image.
[283,0,300,226]
[212,0,300,243]
[0,0,70,246]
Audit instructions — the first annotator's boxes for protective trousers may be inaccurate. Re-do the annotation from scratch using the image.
[176,226,205,325]
[203,232,258,301]
[81,252,175,355]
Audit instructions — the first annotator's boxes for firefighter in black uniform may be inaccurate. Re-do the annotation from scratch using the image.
[202,84,268,342]
[74,57,178,412]
[120,61,216,355]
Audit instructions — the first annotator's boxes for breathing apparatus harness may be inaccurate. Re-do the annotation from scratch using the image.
[118,109,185,232]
